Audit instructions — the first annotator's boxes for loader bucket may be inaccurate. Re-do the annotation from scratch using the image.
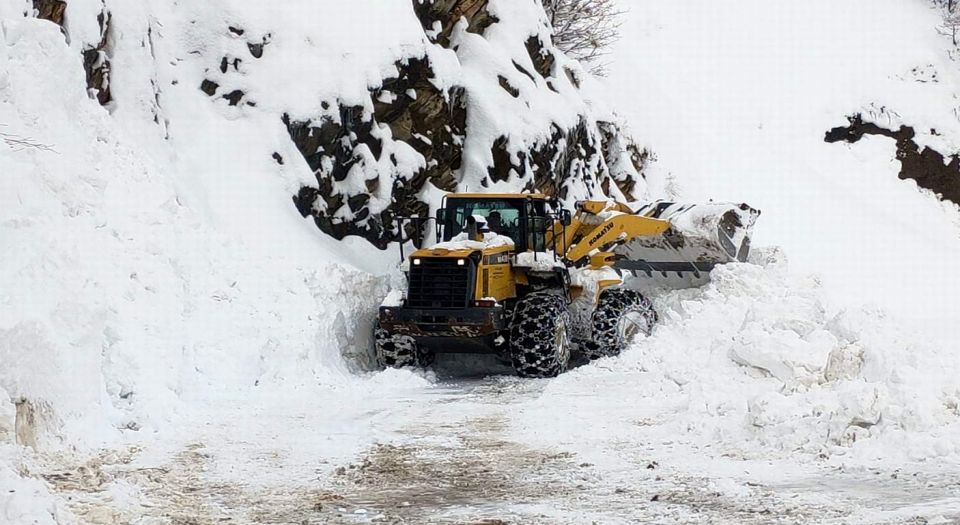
[614,201,760,287]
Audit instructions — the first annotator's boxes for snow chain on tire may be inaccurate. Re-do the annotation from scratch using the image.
[374,322,433,369]
[581,289,657,360]
[508,293,572,378]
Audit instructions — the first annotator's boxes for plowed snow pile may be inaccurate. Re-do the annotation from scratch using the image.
[513,254,960,469]
[543,0,960,470]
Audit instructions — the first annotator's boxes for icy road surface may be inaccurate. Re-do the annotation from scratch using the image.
[29,370,960,524]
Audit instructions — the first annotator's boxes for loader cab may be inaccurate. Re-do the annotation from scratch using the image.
[437,194,551,252]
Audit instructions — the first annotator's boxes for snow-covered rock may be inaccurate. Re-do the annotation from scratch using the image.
[279,0,651,247]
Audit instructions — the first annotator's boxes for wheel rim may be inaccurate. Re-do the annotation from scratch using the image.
[617,311,648,342]
[555,321,570,365]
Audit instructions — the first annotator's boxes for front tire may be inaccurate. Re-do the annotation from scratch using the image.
[509,294,572,378]
[374,321,432,369]
[582,289,657,360]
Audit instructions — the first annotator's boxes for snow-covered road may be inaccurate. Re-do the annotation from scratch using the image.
[30,364,960,524]
[12,260,960,524]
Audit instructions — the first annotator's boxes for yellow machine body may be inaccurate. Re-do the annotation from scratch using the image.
[380,192,759,358]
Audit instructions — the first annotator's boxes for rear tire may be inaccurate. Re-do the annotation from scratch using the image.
[509,293,572,378]
[374,321,432,369]
[581,289,657,360]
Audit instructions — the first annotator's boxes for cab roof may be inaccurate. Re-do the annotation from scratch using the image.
[445,193,549,200]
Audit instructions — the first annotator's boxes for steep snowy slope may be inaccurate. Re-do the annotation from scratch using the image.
[0,7,399,450]
[607,0,960,341]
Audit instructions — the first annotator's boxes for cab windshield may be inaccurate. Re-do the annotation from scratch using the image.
[442,198,548,252]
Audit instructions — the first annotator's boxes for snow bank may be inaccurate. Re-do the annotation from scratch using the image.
[0,455,68,525]
[0,437,72,524]
[513,255,960,467]
[0,7,391,451]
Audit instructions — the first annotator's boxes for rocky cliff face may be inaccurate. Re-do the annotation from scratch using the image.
[278,0,650,249]
[826,115,960,205]
[283,56,468,248]
[33,0,112,107]
[23,0,650,251]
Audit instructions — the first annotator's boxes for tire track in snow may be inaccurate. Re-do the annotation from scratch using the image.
[30,375,960,524]
[309,377,847,524]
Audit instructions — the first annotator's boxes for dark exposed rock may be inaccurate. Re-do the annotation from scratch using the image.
[413,0,499,47]
[247,34,270,59]
[283,0,648,249]
[83,9,113,106]
[488,136,513,183]
[287,55,466,248]
[826,114,960,205]
[272,152,284,165]
[200,79,219,96]
[228,26,245,36]
[222,89,245,106]
[372,57,466,192]
[488,118,609,200]
[564,67,581,89]
[512,61,536,84]
[498,75,520,98]
[525,36,555,78]
[33,0,113,106]
[219,56,240,74]
[599,121,649,200]
[33,0,66,25]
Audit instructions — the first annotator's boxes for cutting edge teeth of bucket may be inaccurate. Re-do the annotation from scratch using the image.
[615,201,760,287]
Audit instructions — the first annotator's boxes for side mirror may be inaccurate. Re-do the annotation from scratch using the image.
[436,208,447,224]
[560,209,572,226]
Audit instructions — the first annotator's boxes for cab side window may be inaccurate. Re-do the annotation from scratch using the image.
[527,201,547,252]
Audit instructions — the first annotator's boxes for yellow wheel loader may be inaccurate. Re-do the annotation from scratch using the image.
[375,193,759,377]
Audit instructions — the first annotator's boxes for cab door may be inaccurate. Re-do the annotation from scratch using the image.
[477,247,517,301]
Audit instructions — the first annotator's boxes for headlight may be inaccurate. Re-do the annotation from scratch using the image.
[457,259,466,266]
[413,259,422,266]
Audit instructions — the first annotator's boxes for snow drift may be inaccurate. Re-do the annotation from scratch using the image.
[513,254,960,469]
[540,0,960,466]
[0,5,390,450]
